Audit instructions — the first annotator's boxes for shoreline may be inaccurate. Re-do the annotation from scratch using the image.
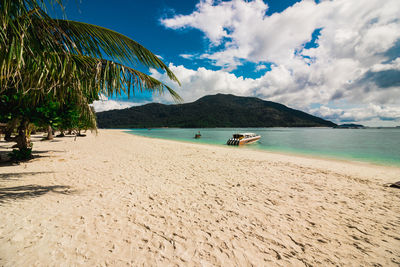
[123,130,400,183]
[1,129,399,266]
[124,129,400,169]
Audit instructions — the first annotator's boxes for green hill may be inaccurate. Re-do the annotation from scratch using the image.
[96,94,336,128]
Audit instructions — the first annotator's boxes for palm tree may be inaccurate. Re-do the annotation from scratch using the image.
[0,0,181,153]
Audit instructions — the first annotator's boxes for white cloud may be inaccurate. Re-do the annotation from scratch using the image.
[151,63,255,103]
[160,0,400,124]
[161,0,323,67]
[162,0,400,68]
[92,99,141,112]
[255,64,267,71]
[310,104,400,126]
[180,53,196,59]
[371,58,400,72]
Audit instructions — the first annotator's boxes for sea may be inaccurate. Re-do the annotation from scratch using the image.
[127,127,400,167]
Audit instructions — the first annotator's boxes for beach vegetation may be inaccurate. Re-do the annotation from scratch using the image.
[8,147,33,162]
[0,0,181,160]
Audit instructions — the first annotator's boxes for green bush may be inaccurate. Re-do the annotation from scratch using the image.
[8,147,33,161]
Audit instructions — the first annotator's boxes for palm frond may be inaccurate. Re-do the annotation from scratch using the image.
[96,58,182,102]
[53,20,181,86]
[3,52,181,105]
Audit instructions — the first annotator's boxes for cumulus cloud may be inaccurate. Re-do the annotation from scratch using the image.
[162,0,400,67]
[92,99,141,112]
[160,0,400,124]
[311,104,400,124]
[151,63,256,103]
[370,58,400,72]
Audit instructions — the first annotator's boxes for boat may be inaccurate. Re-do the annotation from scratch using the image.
[226,133,260,145]
[194,131,201,139]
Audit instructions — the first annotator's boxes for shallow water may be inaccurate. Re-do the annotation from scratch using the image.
[127,128,400,166]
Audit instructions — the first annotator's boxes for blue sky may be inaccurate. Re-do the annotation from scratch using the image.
[59,0,400,126]
[58,0,303,77]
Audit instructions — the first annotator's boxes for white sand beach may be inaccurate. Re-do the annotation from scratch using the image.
[0,129,399,266]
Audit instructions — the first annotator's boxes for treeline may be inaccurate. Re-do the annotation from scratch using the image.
[0,90,97,157]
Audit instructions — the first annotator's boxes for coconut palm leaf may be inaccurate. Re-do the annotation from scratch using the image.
[52,20,180,85]
[0,1,67,90]
[1,0,180,97]
[7,52,181,104]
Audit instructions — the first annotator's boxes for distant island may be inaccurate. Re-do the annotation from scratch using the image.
[96,94,337,128]
[335,123,365,129]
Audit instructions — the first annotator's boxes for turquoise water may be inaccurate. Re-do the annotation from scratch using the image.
[127,128,400,166]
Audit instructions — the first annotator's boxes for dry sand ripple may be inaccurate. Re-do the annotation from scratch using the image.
[0,130,399,266]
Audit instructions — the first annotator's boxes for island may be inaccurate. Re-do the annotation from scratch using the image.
[96,94,337,128]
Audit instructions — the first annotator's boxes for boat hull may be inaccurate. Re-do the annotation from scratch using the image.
[227,136,260,146]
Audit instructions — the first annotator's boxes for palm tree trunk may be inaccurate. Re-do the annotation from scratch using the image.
[4,128,13,141]
[46,125,54,140]
[15,120,31,150]
[4,119,18,141]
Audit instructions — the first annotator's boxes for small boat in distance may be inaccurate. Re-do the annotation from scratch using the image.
[194,131,201,139]
[227,133,260,146]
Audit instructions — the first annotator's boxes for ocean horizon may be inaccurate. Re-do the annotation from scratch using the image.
[127,127,400,167]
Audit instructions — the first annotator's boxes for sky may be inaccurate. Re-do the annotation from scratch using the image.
[60,0,400,126]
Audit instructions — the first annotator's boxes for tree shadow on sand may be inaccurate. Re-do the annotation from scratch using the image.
[0,171,54,180]
[0,150,60,165]
[0,184,74,204]
[0,150,11,162]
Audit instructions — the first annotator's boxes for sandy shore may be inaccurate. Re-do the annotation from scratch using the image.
[0,129,399,266]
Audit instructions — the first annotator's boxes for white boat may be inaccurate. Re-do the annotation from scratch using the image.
[227,133,260,146]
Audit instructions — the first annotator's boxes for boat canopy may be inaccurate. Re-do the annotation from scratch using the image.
[233,133,258,138]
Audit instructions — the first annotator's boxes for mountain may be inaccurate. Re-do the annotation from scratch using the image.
[96,94,336,128]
